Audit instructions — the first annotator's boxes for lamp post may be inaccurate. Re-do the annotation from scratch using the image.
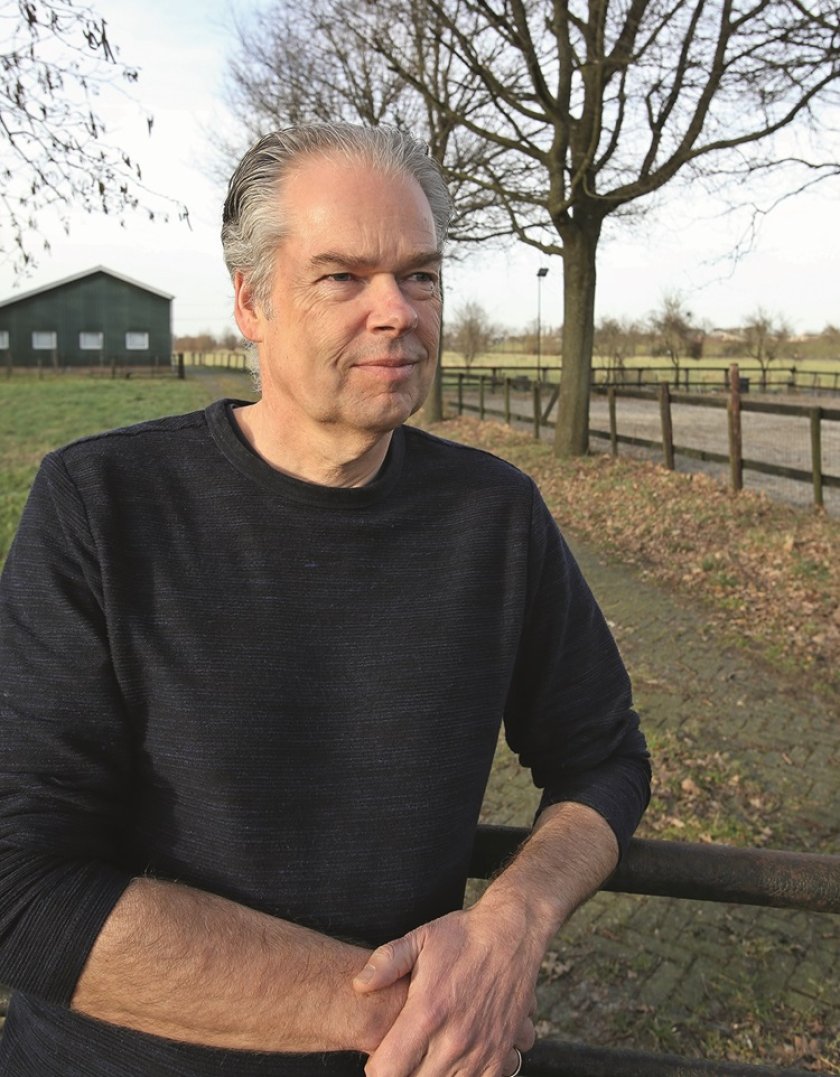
[536,267,549,382]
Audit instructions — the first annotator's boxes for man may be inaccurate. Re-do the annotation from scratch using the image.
[0,123,649,1076]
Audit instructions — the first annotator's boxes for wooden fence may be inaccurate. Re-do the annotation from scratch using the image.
[473,824,839,1077]
[449,363,840,396]
[445,365,840,510]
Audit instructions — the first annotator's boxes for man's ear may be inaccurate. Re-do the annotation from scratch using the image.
[233,271,264,343]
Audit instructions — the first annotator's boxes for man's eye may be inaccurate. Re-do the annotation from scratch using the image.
[326,272,355,282]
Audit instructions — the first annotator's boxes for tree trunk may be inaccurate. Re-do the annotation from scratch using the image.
[424,268,445,423]
[426,345,444,421]
[554,215,602,457]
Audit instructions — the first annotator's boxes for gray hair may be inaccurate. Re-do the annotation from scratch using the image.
[222,122,452,311]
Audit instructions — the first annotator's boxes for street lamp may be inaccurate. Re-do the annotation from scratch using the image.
[536,267,549,382]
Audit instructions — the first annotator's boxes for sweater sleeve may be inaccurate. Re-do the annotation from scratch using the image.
[503,482,651,859]
[0,453,133,1005]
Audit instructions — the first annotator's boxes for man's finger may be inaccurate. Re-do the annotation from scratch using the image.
[353,932,420,993]
[516,1016,536,1052]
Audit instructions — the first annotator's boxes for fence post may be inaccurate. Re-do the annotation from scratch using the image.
[177,353,185,380]
[504,378,511,424]
[810,408,824,509]
[659,382,675,470]
[457,372,464,416]
[608,387,618,457]
[533,382,541,440]
[479,375,486,420]
[728,363,743,493]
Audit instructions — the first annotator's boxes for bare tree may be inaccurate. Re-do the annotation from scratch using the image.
[744,307,791,387]
[1,0,188,271]
[339,0,840,453]
[594,316,638,381]
[451,300,494,366]
[225,0,840,453]
[651,293,695,378]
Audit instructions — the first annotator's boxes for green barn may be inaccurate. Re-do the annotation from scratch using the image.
[0,266,173,368]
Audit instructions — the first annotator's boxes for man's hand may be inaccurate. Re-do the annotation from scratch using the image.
[353,801,620,1076]
[354,899,538,1077]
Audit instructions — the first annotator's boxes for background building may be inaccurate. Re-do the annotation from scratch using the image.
[0,267,173,368]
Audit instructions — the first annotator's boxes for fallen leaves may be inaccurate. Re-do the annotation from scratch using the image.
[425,417,840,695]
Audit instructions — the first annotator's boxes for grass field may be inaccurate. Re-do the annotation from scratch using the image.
[0,376,217,565]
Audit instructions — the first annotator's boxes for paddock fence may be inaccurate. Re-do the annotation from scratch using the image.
[446,363,840,397]
[444,366,840,513]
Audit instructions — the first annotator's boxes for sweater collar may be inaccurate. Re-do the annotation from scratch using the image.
[205,399,405,508]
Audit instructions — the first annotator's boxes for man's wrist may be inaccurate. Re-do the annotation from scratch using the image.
[474,802,621,948]
[329,948,409,1054]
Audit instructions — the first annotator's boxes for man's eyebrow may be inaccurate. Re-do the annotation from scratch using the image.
[309,250,443,271]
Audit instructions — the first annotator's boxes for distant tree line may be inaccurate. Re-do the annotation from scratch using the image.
[442,297,840,373]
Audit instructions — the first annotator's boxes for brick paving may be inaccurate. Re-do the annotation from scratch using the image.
[479,537,839,1067]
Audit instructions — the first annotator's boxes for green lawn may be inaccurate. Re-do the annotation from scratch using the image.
[0,376,217,565]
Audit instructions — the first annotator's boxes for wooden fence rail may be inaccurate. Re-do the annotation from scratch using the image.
[472,825,839,1077]
[444,363,840,395]
[445,366,840,510]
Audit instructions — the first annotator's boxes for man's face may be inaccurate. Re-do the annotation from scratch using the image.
[235,155,442,440]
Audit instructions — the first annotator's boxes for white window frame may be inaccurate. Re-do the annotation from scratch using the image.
[80,331,104,350]
[32,331,57,351]
[0,330,9,350]
[125,331,149,351]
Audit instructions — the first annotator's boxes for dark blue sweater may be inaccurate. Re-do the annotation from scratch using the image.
[0,401,649,1074]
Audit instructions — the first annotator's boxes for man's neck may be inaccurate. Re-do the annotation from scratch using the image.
[233,401,393,488]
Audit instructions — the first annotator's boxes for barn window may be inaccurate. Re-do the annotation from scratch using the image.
[32,331,57,350]
[80,332,104,350]
[0,330,9,349]
[125,332,149,351]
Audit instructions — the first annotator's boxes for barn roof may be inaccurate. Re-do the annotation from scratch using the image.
[0,266,174,310]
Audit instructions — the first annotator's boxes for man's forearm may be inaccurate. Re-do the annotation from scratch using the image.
[71,877,407,1053]
[477,799,620,946]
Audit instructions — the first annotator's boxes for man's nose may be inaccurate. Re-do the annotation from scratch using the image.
[366,275,419,334]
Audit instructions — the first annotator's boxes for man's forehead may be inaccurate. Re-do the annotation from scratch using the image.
[307,249,443,271]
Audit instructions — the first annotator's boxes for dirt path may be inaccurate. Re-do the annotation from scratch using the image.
[480,538,839,1069]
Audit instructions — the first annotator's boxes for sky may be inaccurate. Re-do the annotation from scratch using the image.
[1,0,838,338]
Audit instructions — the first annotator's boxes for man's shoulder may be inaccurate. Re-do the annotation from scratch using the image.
[36,402,229,507]
[54,405,212,466]
[402,424,534,492]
